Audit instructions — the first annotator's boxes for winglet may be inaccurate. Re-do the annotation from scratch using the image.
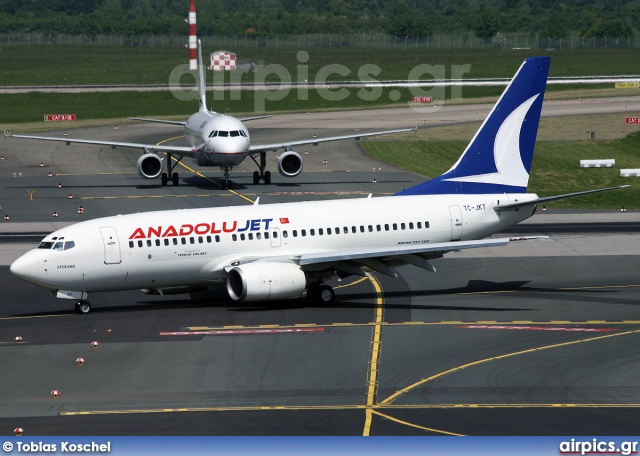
[197,39,207,112]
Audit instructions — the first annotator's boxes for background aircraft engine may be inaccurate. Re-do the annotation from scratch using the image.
[136,153,163,179]
[277,150,303,177]
[227,262,306,301]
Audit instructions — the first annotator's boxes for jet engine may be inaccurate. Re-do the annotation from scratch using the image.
[226,262,306,301]
[136,153,163,179]
[277,149,303,178]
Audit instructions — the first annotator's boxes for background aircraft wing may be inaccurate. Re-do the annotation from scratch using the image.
[128,117,187,126]
[248,127,414,153]
[6,133,197,156]
[239,115,273,122]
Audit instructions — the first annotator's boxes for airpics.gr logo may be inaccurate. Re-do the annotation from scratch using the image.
[559,438,638,456]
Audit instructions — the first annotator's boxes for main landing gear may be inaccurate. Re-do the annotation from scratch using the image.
[250,151,271,185]
[306,284,335,304]
[74,301,91,314]
[161,152,181,186]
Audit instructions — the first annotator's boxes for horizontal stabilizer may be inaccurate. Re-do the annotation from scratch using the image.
[494,186,630,210]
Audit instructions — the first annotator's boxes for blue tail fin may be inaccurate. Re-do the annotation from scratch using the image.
[396,57,550,196]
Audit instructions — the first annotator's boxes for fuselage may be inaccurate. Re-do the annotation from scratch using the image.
[183,111,250,168]
[10,193,537,294]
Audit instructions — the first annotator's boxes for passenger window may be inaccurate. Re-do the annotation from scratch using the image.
[138,240,143,247]
[310,229,315,236]
[173,238,178,245]
[376,225,381,232]
[165,239,170,246]
[293,230,298,237]
[401,223,406,230]
[240,233,245,241]
[155,239,160,246]
[327,228,332,235]
[232,234,237,241]
[283,231,288,238]
[360,226,365,233]
[255,233,261,240]
[351,226,356,233]
[265,232,269,239]
[248,233,253,240]
[417,222,422,229]
[273,231,278,238]
[301,229,306,237]
[63,241,75,251]
[206,236,211,243]
[190,237,195,244]
[147,240,152,247]
[409,222,414,229]
[215,235,221,242]
[343,227,348,234]
[129,241,134,248]
[198,236,203,243]
[368,225,373,232]
[318,228,323,235]
[181,238,186,245]
[425,221,430,228]
[393,223,398,230]
[385,224,389,231]
[335,227,339,234]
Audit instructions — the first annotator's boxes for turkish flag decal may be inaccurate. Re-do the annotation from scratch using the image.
[279,217,290,224]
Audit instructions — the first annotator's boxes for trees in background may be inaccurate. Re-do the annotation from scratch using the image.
[0,0,637,38]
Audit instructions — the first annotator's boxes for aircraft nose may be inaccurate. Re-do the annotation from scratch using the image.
[10,252,38,282]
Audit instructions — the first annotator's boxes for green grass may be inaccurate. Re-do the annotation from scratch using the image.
[0,45,639,86]
[362,132,640,209]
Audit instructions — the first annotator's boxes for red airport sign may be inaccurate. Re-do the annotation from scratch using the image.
[44,114,76,122]
[626,117,640,124]
[411,96,433,103]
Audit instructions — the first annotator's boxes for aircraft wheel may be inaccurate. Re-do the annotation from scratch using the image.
[264,171,271,185]
[253,171,260,185]
[161,173,168,186]
[307,285,335,304]
[172,173,179,186]
[75,301,91,314]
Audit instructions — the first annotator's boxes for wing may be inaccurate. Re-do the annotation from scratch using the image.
[248,127,414,153]
[129,117,186,126]
[239,115,273,122]
[5,133,196,157]
[220,237,514,279]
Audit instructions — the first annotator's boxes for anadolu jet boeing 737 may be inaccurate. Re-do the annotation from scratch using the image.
[10,57,627,314]
[5,41,411,189]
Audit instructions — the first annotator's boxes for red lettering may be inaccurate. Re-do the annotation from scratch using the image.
[195,223,209,235]
[179,224,194,236]
[147,226,162,238]
[129,228,146,239]
[223,221,237,233]
[211,223,221,234]
[162,226,178,237]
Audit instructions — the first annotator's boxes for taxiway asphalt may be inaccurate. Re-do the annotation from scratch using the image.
[0,106,639,436]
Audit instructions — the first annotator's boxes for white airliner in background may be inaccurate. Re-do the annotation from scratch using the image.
[10,57,626,314]
[6,41,410,189]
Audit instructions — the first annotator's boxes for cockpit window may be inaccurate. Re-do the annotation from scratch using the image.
[208,131,217,138]
[38,241,54,249]
[218,131,229,137]
[52,242,64,251]
[63,241,75,251]
[240,130,247,137]
[230,130,240,137]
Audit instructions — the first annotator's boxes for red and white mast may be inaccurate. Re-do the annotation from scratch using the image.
[188,0,197,70]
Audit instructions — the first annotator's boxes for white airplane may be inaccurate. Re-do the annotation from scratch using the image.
[10,57,626,314]
[5,41,410,189]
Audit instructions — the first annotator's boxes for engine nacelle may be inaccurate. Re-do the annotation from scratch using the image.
[226,262,306,302]
[277,150,303,178]
[136,153,163,179]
